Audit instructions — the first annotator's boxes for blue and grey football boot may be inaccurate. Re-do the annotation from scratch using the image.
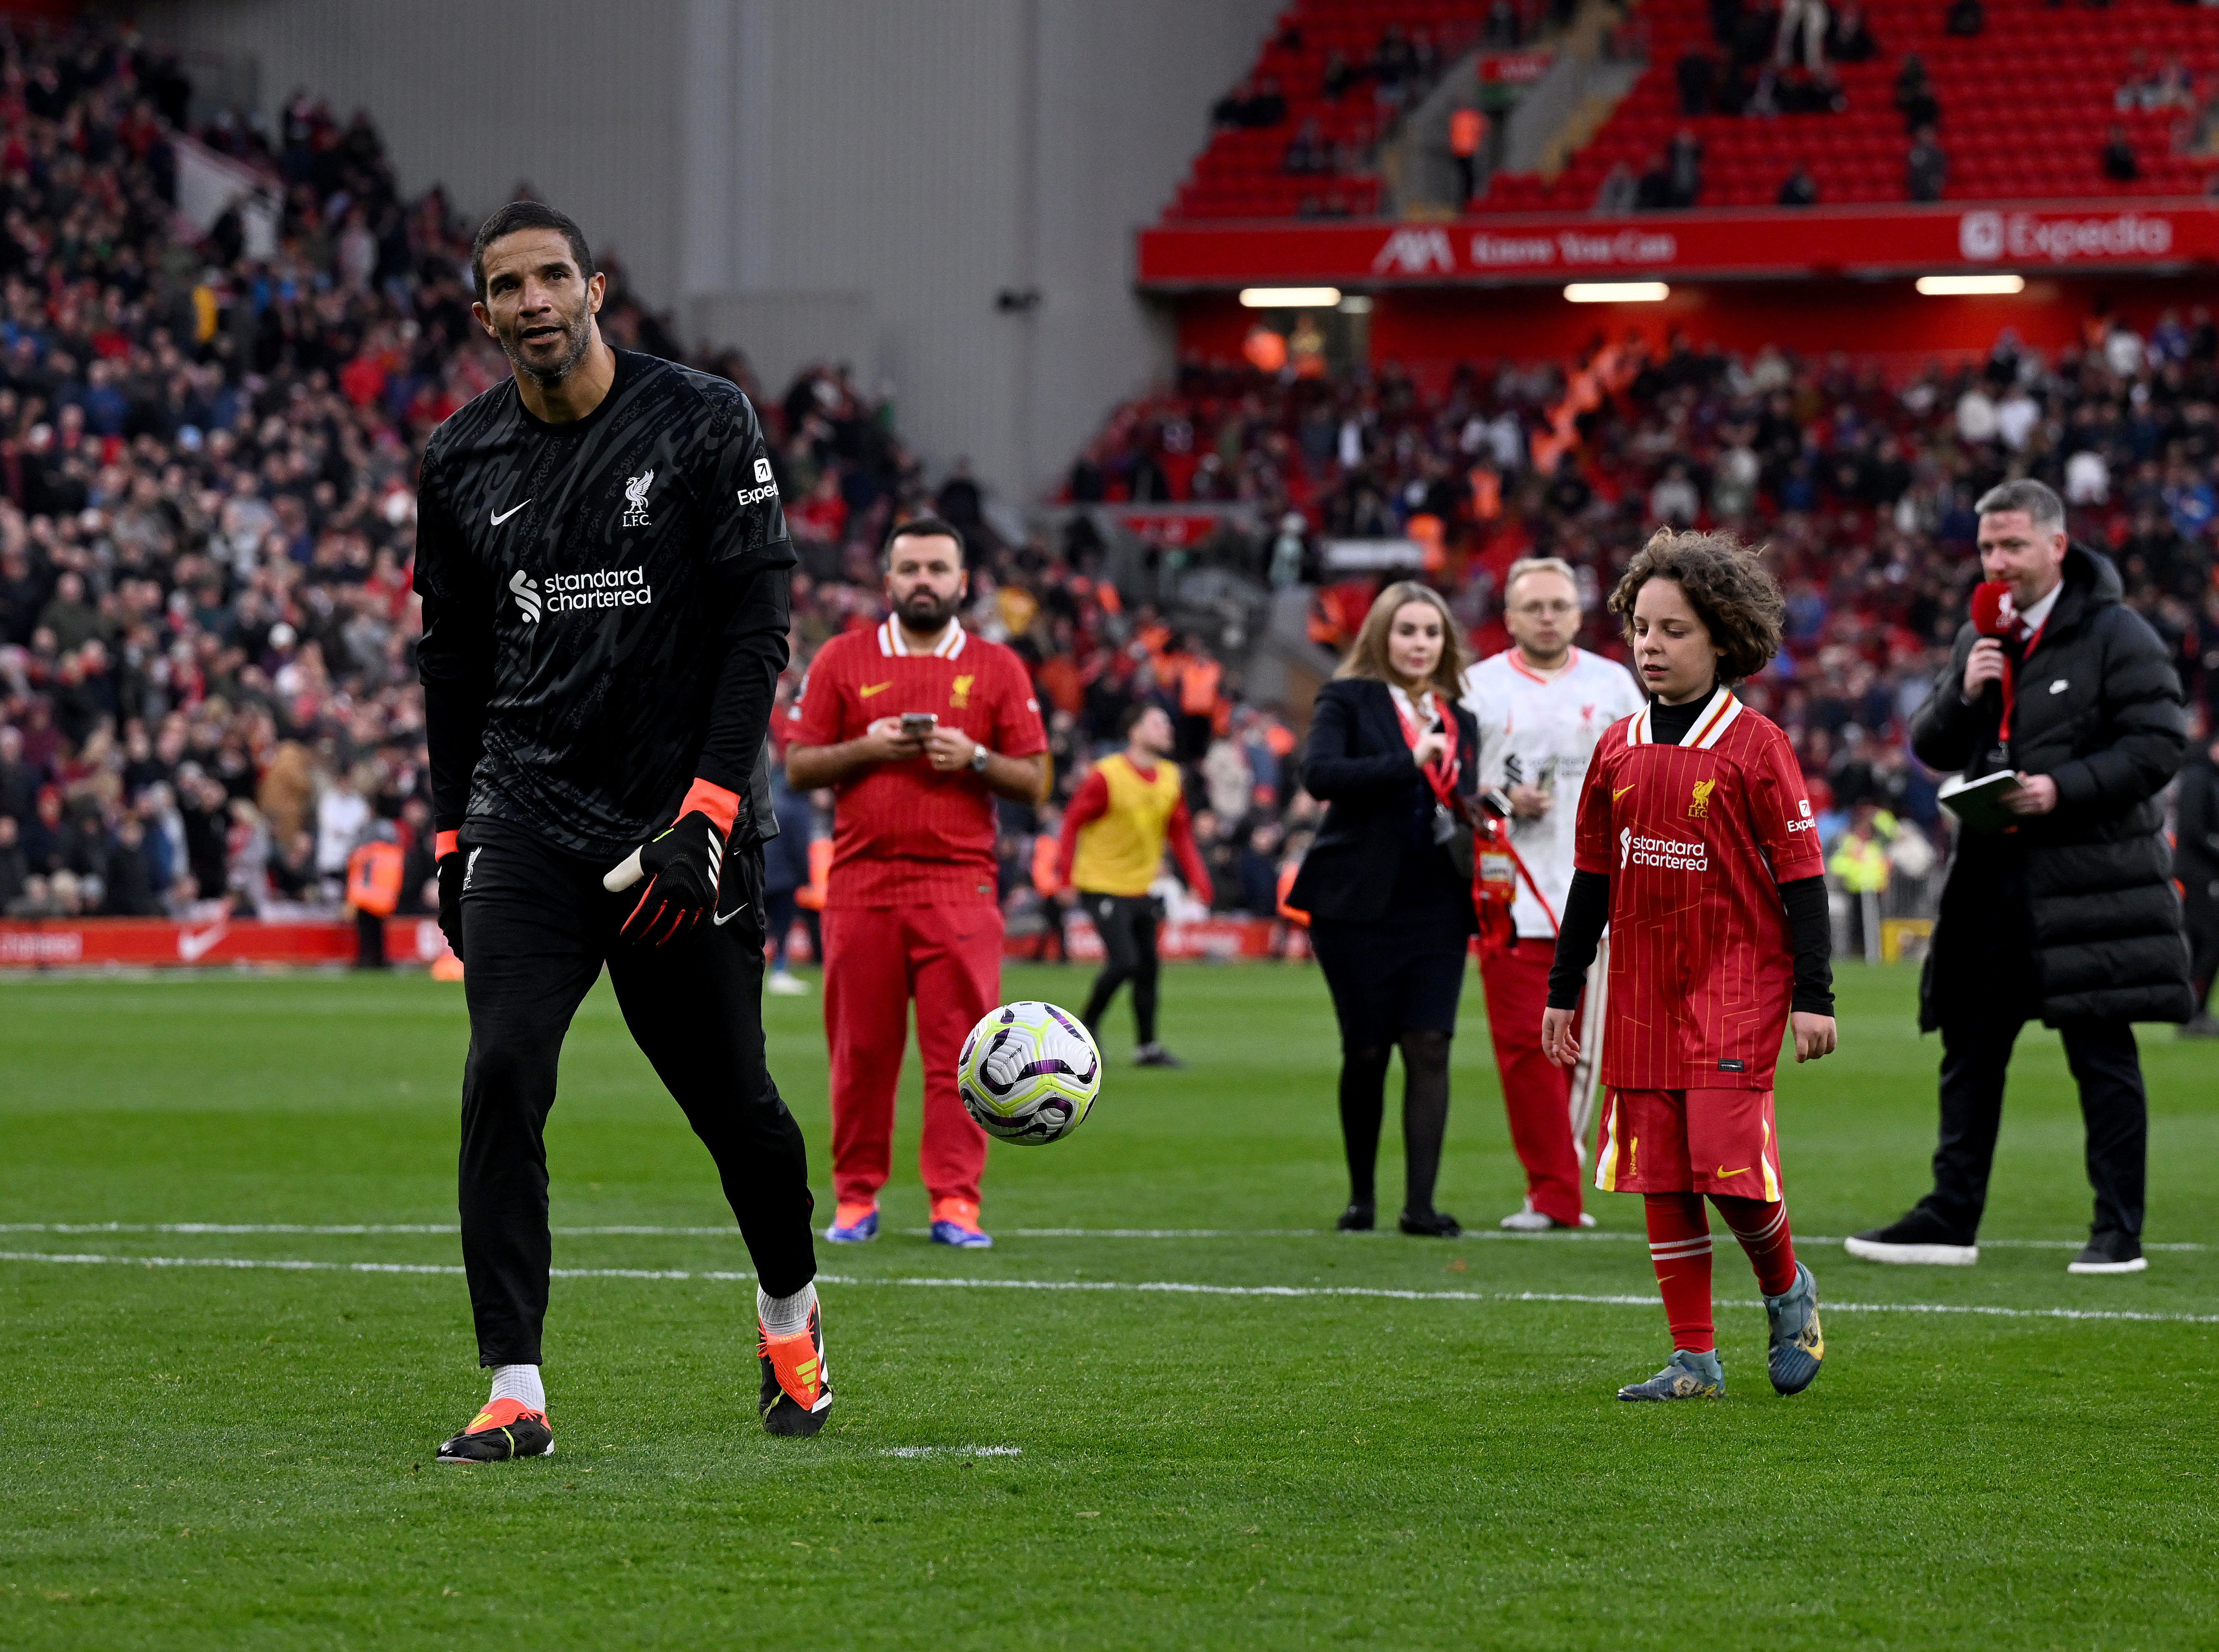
[1764,1261,1825,1395]
[1616,1348,1725,1401]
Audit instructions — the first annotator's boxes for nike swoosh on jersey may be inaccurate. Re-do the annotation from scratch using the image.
[712,904,750,927]
[490,501,531,525]
[1613,785,1636,801]
[1715,1165,1751,1178]
[858,681,892,696]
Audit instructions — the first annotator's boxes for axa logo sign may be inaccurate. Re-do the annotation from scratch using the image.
[1372,226,1456,275]
[1959,209,2173,264]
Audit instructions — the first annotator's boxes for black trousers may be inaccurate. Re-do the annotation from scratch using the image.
[1926,1005,2148,1241]
[457,828,817,1367]
[1080,891,1161,1045]
[2185,890,2218,1012]
[1309,891,1472,1215]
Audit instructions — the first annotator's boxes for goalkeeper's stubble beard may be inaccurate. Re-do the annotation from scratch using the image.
[500,293,596,389]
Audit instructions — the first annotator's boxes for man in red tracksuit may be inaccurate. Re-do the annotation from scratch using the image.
[785,516,1049,1249]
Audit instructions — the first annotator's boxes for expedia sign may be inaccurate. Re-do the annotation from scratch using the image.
[1958,210,2174,264]
[1140,200,2219,289]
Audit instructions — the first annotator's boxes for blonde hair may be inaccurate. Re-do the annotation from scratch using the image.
[1502,555,1580,605]
[1335,581,1470,699]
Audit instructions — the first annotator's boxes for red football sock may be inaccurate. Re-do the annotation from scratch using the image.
[1711,1194,1798,1297]
[1643,1191,1714,1353]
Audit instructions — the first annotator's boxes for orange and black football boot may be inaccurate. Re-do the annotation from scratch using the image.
[758,1301,833,1437]
[436,1397,553,1462]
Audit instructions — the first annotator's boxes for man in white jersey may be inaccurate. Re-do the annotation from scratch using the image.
[1462,556,1644,1230]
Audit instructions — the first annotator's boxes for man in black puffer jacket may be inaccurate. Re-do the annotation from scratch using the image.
[1850,480,2191,1277]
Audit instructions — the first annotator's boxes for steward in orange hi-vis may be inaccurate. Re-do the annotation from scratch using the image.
[345,838,404,918]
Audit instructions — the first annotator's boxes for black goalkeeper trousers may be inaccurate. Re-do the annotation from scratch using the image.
[456,827,817,1367]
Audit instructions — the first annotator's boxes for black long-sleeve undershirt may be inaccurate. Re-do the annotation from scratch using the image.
[1547,868,1835,1015]
[692,563,790,837]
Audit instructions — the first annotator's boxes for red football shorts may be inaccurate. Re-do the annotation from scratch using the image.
[1593,1087,1783,1200]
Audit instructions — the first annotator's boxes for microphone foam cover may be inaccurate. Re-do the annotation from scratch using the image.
[1970,581,2011,636]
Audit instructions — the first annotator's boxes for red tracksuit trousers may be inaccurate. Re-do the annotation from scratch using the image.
[822,903,1000,1209]
[1478,936,1586,1226]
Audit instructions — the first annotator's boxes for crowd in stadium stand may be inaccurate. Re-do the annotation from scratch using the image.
[5,15,2215,966]
[0,17,1290,950]
[1066,320,2219,920]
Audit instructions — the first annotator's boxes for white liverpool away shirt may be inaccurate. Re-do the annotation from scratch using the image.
[1461,646,1645,939]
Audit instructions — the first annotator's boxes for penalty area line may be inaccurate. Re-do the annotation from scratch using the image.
[3,1250,2215,1326]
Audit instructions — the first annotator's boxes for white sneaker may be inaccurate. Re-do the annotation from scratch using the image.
[766,970,810,996]
[1499,1203,1596,1232]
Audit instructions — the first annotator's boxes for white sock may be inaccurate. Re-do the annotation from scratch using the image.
[757,1281,817,1337]
[488,1363,545,1412]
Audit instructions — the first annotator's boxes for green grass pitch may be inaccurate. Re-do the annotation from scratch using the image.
[2,960,2214,1649]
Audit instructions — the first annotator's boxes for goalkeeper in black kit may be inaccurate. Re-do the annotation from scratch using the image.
[415,202,827,1460]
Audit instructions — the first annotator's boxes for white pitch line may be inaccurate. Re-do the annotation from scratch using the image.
[3,1249,2214,1326]
[0,1221,2204,1253]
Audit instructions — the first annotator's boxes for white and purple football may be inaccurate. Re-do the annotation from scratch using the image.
[956,1001,1102,1145]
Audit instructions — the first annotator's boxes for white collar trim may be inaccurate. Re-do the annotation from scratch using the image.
[1628,684,1743,749]
[2017,580,2062,633]
[878,616,967,659]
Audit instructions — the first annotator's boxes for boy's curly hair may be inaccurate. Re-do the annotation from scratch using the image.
[1607,529,1785,684]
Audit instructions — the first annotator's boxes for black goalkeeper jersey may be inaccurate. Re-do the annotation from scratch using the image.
[415,348,795,862]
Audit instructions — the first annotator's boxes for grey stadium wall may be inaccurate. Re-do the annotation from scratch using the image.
[126,0,1283,504]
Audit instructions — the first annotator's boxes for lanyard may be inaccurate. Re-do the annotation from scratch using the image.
[1998,617,2047,743]
[1391,691,1461,811]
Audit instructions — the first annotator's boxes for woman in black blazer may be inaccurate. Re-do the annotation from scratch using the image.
[1287,582,1479,1237]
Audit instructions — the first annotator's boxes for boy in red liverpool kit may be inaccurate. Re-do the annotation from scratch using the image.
[1542,531,1837,1401]
[786,517,1049,1249]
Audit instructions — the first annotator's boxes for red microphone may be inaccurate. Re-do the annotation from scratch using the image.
[1970,581,2013,637]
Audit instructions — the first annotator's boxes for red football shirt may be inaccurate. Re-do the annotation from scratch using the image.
[1572,688,1823,1089]
[790,617,1048,909]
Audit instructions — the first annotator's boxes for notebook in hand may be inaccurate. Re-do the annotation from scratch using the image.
[1936,768,2025,833]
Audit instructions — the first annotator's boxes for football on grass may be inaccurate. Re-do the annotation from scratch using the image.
[957,1001,1101,1144]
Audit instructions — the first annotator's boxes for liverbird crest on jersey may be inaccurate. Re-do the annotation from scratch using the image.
[622,468,654,527]
[1688,777,1716,817]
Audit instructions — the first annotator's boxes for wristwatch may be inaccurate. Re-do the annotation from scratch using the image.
[970,743,992,773]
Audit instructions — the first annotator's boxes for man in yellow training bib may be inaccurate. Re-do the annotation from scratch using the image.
[1054,704,1213,1067]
